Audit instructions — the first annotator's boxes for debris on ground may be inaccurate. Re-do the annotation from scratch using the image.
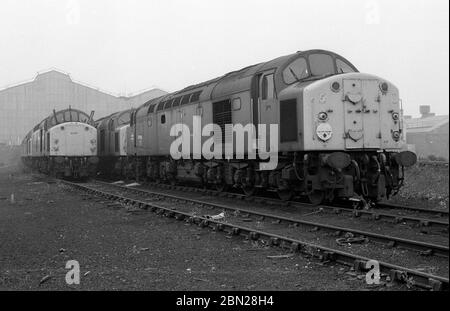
[125,183,140,187]
[266,254,294,259]
[204,212,225,220]
[39,275,51,285]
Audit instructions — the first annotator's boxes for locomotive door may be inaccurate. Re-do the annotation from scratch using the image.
[343,79,364,149]
[258,72,277,152]
[361,79,381,148]
[251,71,277,153]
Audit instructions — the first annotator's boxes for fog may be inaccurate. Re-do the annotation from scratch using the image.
[0,0,448,117]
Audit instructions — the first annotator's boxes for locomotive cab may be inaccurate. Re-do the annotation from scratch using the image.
[275,50,416,203]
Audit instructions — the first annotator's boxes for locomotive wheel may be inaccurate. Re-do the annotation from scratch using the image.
[307,190,325,206]
[215,183,228,192]
[242,185,256,196]
[277,189,294,201]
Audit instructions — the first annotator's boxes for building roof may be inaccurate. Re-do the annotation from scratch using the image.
[405,115,449,133]
[0,68,166,99]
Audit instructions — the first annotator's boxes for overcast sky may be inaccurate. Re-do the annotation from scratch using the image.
[0,0,448,116]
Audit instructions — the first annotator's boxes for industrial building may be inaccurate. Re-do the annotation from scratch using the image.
[405,105,449,160]
[0,69,167,145]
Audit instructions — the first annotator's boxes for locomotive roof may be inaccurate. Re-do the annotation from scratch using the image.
[43,108,90,123]
[133,49,357,113]
[97,108,133,129]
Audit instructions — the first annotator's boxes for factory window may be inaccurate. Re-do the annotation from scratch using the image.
[190,91,202,103]
[262,74,275,100]
[181,94,191,106]
[172,97,182,107]
[160,114,166,124]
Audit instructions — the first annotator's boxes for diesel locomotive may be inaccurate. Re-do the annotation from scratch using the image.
[21,108,98,179]
[98,49,416,204]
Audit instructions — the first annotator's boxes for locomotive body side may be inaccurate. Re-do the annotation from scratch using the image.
[117,49,416,204]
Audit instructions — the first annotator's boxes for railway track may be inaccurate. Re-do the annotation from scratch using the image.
[93,180,449,258]
[61,179,449,291]
[122,180,449,231]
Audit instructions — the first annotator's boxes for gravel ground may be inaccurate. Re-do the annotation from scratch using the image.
[87,183,449,280]
[0,168,409,291]
[389,163,449,209]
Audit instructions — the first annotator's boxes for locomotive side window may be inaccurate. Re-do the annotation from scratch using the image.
[282,58,308,85]
[190,91,202,103]
[232,98,241,111]
[148,104,156,114]
[157,101,166,111]
[161,114,166,124]
[336,59,355,73]
[262,74,275,100]
[172,97,181,108]
[308,53,334,76]
[181,94,191,106]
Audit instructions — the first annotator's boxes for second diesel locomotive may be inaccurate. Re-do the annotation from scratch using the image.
[21,108,99,179]
[97,49,417,204]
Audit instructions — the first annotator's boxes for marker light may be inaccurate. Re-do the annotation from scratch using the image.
[380,82,389,93]
[392,112,399,121]
[331,81,341,92]
[392,131,400,141]
[318,112,328,121]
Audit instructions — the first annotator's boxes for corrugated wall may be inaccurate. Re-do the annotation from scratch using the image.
[0,71,167,144]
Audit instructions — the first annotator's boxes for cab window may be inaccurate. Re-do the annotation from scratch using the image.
[261,74,275,100]
[71,111,79,122]
[308,53,334,77]
[336,59,355,73]
[64,111,71,122]
[282,58,308,85]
